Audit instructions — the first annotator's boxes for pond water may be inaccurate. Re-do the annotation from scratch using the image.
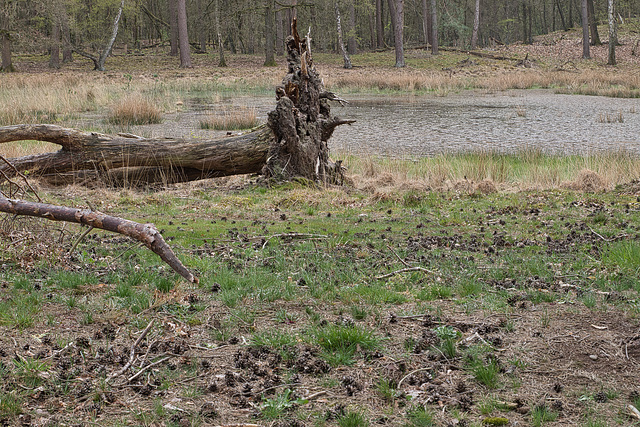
[328,90,640,157]
[128,89,640,158]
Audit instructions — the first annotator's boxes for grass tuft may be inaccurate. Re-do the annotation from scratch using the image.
[108,96,163,125]
[200,106,261,130]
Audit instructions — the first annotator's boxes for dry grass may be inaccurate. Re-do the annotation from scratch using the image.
[107,96,163,125]
[199,107,260,130]
[339,150,640,193]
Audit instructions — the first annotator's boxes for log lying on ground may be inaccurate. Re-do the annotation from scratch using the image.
[0,19,353,186]
[0,124,274,186]
[0,197,198,283]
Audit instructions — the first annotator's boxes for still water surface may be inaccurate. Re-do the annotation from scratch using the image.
[329,90,640,157]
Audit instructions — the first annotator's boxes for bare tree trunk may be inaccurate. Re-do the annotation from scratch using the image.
[50,16,61,69]
[215,0,226,67]
[422,0,429,45]
[168,0,179,56]
[276,9,284,55]
[430,0,438,54]
[387,0,404,67]
[347,0,357,54]
[608,0,616,65]
[0,197,197,283]
[555,0,567,30]
[471,0,480,49]
[335,1,352,69]
[522,0,528,44]
[0,6,14,72]
[376,0,384,48]
[177,0,192,67]
[196,0,207,52]
[264,0,276,66]
[581,0,590,58]
[96,0,125,71]
[61,9,73,62]
[587,0,601,45]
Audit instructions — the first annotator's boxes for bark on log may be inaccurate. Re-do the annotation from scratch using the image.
[0,197,198,283]
[0,124,273,186]
[0,21,352,186]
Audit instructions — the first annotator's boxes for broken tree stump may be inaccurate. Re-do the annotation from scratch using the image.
[0,19,353,187]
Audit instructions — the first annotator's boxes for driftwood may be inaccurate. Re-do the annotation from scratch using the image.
[0,19,353,186]
[0,197,198,283]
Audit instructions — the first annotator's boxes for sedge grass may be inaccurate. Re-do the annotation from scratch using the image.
[338,150,640,192]
[199,106,261,130]
[107,96,163,125]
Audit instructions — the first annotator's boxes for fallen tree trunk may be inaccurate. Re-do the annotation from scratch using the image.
[0,124,274,186]
[0,19,353,186]
[0,197,198,283]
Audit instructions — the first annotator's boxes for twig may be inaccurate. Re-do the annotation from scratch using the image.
[628,404,640,420]
[376,266,435,280]
[0,155,41,202]
[68,226,94,256]
[397,367,433,389]
[305,390,328,400]
[46,341,76,359]
[127,356,172,383]
[387,244,410,267]
[587,225,612,242]
[108,319,154,382]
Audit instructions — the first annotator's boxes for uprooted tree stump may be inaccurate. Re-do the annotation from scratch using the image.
[0,20,353,187]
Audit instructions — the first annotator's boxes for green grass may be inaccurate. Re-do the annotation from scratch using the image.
[312,324,383,366]
[338,410,370,427]
[2,155,640,425]
[531,405,558,426]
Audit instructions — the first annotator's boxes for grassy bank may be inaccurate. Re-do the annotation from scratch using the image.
[1,171,640,426]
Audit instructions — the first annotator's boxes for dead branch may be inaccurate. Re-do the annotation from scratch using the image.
[0,198,197,283]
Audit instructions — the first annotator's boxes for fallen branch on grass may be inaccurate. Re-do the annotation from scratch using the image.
[628,404,640,420]
[107,319,155,383]
[0,198,198,283]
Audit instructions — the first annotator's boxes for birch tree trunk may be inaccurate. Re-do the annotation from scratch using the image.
[581,0,590,58]
[177,0,192,68]
[471,0,480,49]
[96,0,125,71]
[335,2,352,69]
[608,0,616,65]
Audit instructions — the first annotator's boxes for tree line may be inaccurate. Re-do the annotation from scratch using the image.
[1,0,639,72]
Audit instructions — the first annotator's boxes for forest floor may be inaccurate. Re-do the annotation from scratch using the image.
[1,27,640,427]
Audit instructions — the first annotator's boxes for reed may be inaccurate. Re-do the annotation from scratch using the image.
[199,107,261,130]
[337,149,640,193]
[107,96,163,125]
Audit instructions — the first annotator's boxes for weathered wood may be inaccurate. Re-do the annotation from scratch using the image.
[0,21,352,187]
[0,124,274,185]
[0,197,197,283]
